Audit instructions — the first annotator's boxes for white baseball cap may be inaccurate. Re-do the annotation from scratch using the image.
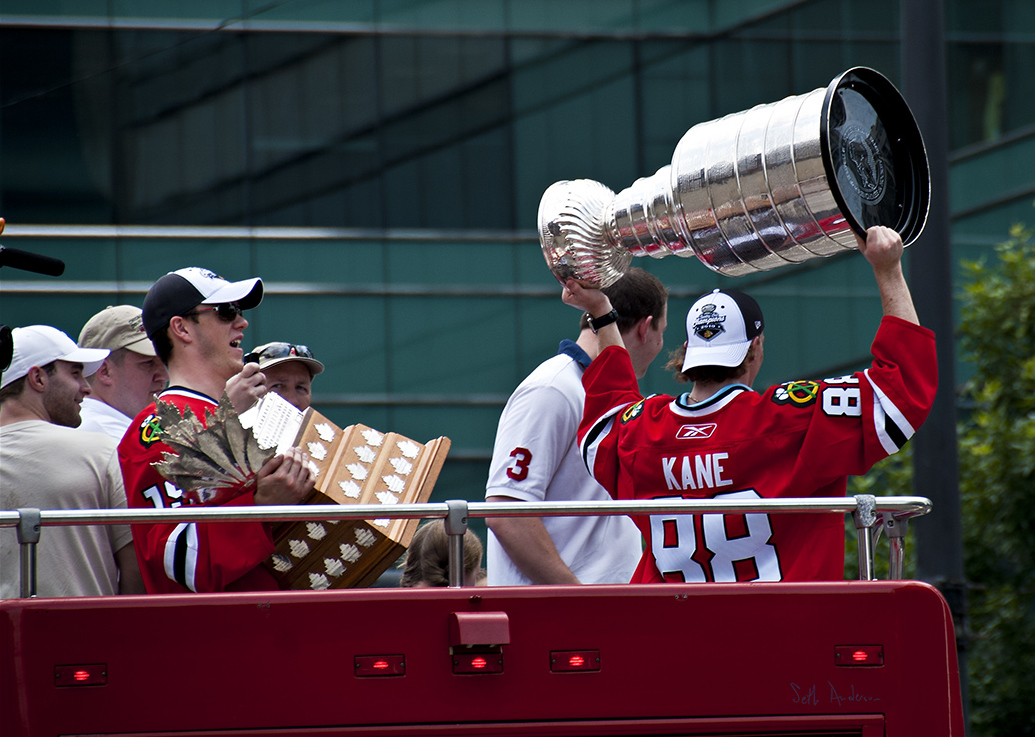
[142,267,263,338]
[682,289,765,370]
[1,325,109,389]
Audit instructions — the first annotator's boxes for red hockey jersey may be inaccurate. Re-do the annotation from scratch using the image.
[119,387,279,594]
[578,316,937,583]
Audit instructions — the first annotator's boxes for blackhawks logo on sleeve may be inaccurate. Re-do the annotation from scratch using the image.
[772,380,820,408]
[621,399,646,424]
[138,413,163,448]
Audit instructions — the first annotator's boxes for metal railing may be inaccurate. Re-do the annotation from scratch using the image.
[0,495,931,597]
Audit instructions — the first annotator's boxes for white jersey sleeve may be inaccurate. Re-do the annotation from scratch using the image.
[485,362,582,503]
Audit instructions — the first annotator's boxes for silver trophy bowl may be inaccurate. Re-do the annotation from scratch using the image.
[539,67,930,286]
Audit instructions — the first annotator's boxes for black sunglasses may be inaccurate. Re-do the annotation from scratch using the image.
[184,302,243,322]
[244,342,315,364]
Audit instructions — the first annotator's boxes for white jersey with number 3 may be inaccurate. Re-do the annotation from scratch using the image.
[486,345,642,585]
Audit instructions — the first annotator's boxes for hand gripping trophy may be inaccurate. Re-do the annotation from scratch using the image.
[539,67,930,286]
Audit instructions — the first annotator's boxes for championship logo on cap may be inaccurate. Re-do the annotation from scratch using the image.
[693,303,726,342]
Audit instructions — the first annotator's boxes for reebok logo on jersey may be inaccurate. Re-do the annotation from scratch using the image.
[676,423,717,439]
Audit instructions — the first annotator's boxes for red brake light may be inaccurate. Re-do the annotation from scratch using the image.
[550,650,601,673]
[834,645,884,666]
[452,650,503,674]
[354,655,405,677]
[54,664,107,687]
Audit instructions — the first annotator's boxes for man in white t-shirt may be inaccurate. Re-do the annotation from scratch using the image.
[485,268,669,585]
[0,325,145,598]
[77,305,168,440]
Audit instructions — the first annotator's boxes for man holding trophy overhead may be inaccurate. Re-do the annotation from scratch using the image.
[538,67,936,582]
[561,226,936,582]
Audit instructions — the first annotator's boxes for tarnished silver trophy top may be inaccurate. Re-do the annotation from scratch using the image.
[539,67,930,287]
[538,179,632,288]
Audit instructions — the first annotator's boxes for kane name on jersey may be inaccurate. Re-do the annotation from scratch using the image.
[662,452,734,491]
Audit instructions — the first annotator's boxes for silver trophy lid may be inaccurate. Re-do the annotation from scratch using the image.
[820,67,930,245]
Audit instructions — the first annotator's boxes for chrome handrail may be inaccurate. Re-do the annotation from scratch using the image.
[2,495,931,596]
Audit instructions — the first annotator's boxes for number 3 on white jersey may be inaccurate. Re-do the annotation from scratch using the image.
[650,489,782,582]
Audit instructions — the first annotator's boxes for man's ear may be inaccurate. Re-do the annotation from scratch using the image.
[636,315,654,344]
[25,365,49,393]
[167,316,194,345]
[94,359,115,387]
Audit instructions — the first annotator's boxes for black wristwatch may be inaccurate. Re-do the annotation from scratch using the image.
[586,308,619,334]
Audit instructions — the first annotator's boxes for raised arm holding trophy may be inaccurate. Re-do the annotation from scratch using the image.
[540,68,937,585]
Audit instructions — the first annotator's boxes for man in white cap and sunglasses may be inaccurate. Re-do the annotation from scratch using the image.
[119,267,315,594]
[562,226,938,584]
[0,325,145,598]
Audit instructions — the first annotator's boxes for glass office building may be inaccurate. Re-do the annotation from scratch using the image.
[1,0,1033,502]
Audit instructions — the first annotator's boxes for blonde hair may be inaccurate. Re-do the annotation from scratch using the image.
[399,520,484,587]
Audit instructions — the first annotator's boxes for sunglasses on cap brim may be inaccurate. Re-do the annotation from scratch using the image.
[243,342,315,364]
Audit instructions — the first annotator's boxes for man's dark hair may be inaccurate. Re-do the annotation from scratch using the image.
[579,267,668,333]
[0,361,57,404]
[151,329,174,366]
[151,313,202,366]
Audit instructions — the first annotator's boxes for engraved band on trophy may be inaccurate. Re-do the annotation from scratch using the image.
[240,392,451,590]
[539,67,930,287]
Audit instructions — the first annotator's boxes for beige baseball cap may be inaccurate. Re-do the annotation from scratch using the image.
[78,305,156,357]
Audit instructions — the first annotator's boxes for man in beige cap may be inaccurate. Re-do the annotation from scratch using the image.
[77,305,168,439]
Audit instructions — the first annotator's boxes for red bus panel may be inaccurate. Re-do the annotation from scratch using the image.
[0,580,964,735]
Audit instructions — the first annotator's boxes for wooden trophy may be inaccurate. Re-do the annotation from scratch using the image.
[241,393,451,590]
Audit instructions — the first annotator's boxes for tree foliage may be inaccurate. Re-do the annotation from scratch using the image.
[956,219,1035,735]
[844,216,1035,734]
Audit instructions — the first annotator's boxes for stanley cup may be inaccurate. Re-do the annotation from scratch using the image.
[539,67,930,287]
